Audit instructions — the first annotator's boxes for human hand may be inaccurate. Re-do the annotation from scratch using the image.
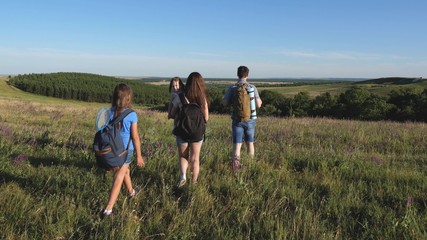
[136,156,145,168]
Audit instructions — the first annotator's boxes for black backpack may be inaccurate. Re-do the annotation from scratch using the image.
[93,109,134,170]
[172,93,206,143]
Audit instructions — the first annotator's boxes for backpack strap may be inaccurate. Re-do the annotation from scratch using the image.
[111,108,134,126]
[178,92,189,105]
[110,108,134,150]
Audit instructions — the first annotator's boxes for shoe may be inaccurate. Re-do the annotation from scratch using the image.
[231,159,241,171]
[129,187,140,198]
[176,179,186,188]
[100,209,112,219]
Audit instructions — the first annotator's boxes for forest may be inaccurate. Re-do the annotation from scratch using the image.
[8,72,169,105]
[8,72,427,122]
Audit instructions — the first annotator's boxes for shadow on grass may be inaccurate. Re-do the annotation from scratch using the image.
[28,155,95,170]
[0,170,27,187]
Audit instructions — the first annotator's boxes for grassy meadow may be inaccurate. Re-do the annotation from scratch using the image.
[0,77,426,239]
[259,80,427,97]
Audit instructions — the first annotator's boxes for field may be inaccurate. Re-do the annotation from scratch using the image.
[259,83,352,97]
[141,76,427,97]
[259,81,427,97]
[1,77,426,239]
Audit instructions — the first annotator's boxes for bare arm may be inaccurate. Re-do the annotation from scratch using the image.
[256,98,262,108]
[131,122,144,167]
[203,100,209,122]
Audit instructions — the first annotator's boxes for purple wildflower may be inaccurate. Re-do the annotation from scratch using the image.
[0,124,13,139]
[14,154,28,165]
[370,156,383,165]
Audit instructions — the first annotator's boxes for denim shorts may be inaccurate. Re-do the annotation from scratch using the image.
[232,119,256,143]
[176,135,203,146]
[124,150,134,165]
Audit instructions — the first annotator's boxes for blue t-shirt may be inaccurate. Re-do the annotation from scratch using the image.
[110,108,138,151]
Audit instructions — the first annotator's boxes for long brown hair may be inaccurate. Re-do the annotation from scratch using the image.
[185,72,209,111]
[112,83,132,118]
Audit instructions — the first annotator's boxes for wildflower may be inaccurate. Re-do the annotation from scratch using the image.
[370,156,383,165]
[14,154,28,165]
[0,124,13,139]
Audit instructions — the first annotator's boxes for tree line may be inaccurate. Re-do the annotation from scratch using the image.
[253,87,427,122]
[208,85,427,122]
[8,72,169,105]
[8,73,427,122]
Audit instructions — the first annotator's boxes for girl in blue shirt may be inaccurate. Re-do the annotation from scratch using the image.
[102,83,145,216]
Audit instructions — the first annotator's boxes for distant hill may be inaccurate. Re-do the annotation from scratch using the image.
[7,72,169,105]
[357,77,424,85]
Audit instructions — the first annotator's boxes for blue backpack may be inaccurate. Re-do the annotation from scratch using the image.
[93,109,134,170]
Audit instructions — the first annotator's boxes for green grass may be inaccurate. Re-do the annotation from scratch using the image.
[260,83,352,97]
[260,81,427,97]
[1,77,426,239]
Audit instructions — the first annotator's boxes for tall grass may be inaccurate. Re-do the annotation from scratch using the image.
[1,80,426,239]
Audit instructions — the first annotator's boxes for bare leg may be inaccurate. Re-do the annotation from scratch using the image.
[178,144,189,179]
[105,165,129,210]
[189,142,202,183]
[246,142,255,158]
[233,143,243,159]
[122,165,133,194]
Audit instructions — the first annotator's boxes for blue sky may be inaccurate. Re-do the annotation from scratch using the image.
[1,0,426,78]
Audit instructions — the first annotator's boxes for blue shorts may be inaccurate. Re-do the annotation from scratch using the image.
[176,135,203,146]
[232,119,256,144]
[124,150,134,165]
